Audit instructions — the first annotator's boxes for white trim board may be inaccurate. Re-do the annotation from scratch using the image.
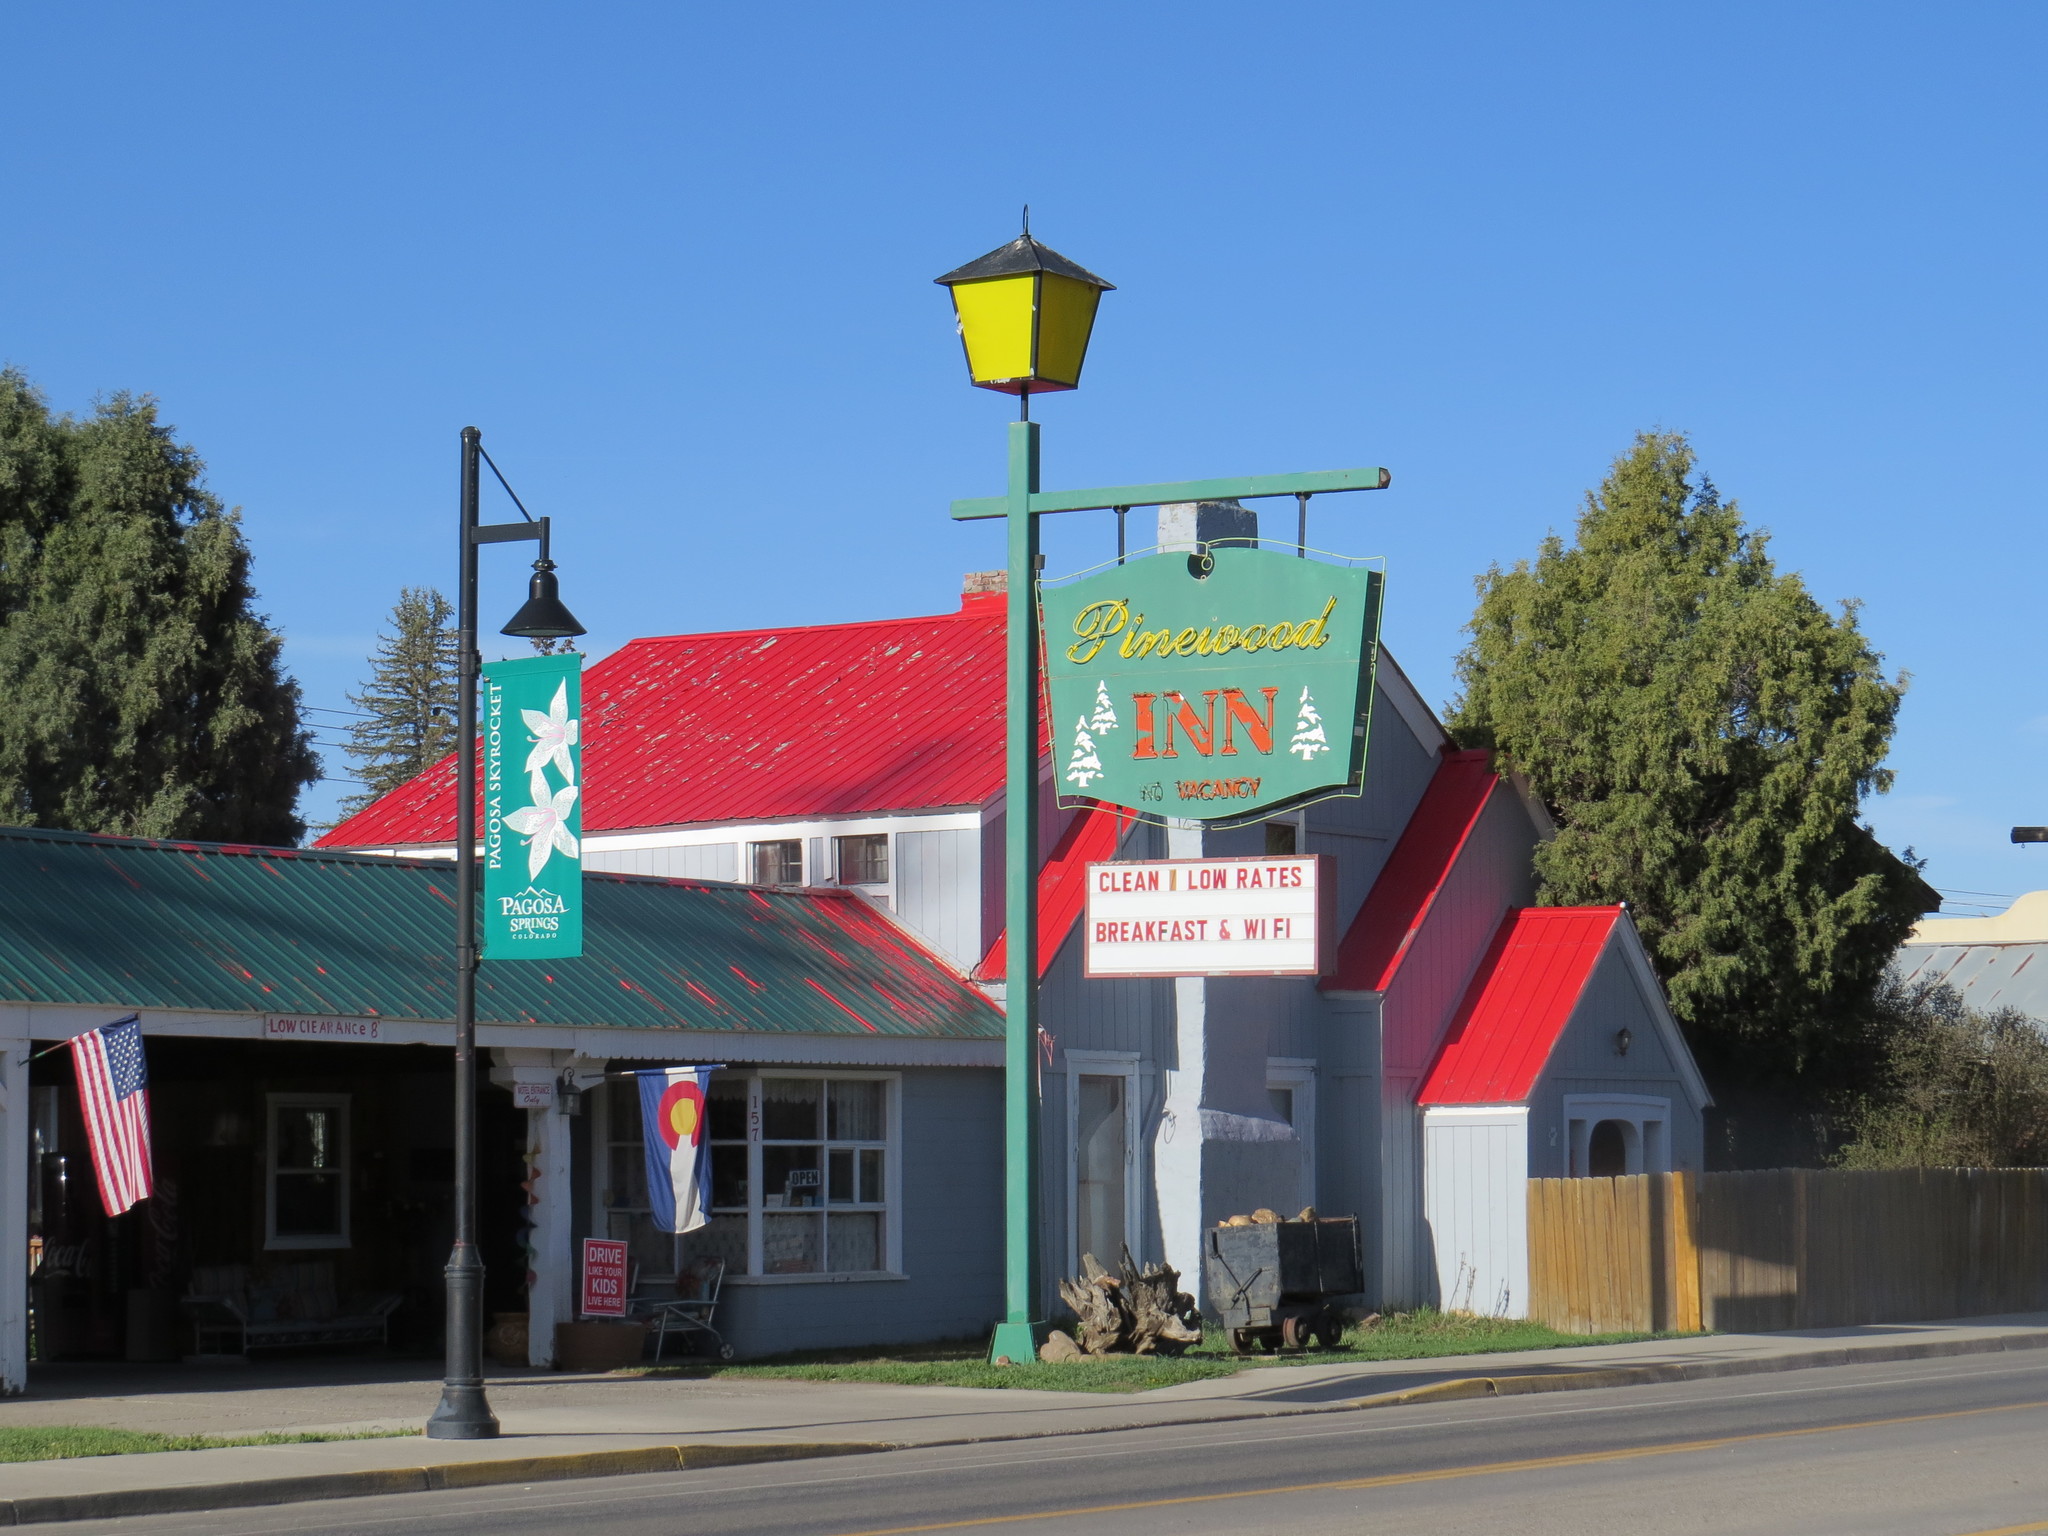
[0,1003,1001,1069]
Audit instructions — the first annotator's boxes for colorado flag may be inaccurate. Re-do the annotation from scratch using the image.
[638,1066,713,1234]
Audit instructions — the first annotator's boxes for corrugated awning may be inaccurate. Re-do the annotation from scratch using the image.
[0,826,1001,1040]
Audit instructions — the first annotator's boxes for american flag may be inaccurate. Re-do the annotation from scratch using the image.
[70,1015,153,1217]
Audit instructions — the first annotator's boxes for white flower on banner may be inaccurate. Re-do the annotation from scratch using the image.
[503,776,581,880]
[1064,716,1105,788]
[523,681,580,780]
[1088,679,1119,736]
[1289,686,1330,760]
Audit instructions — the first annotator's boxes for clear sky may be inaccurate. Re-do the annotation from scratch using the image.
[5,3,2042,910]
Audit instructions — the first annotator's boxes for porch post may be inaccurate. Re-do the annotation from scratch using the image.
[524,1095,573,1368]
[488,1047,583,1369]
[0,1014,30,1394]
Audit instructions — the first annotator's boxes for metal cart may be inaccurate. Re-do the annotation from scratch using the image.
[1202,1217,1362,1353]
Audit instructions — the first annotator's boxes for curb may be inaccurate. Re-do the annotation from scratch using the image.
[7,1329,2047,1525]
[1342,1328,2048,1410]
[0,1441,889,1527]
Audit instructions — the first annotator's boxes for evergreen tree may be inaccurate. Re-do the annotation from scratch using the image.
[0,370,318,843]
[1088,679,1119,736]
[1064,717,1104,789]
[339,587,459,816]
[1288,687,1329,761]
[1446,431,1935,1090]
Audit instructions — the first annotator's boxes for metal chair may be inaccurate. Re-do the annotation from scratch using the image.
[634,1258,733,1361]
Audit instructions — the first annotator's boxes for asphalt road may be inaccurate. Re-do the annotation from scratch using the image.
[63,1352,2048,1536]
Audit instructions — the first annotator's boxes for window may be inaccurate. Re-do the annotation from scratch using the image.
[836,833,889,885]
[1074,1076,1128,1269]
[1267,1059,1317,1210]
[750,840,803,886]
[593,1071,897,1281]
[1263,821,1298,855]
[266,1095,349,1250]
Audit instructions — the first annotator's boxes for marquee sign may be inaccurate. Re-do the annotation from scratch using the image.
[482,652,584,960]
[1085,855,1334,977]
[1041,547,1383,822]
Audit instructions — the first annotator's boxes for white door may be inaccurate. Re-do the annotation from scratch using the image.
[1075,1075,1129,1269]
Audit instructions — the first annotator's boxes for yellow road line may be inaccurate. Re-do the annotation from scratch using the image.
[832,1397,2048,1536]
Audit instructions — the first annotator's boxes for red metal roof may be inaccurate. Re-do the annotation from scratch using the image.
[1321,748,1500,992]
[1416,906,1623,1105]
[320,594,1018,846]
[975,800,1137,981]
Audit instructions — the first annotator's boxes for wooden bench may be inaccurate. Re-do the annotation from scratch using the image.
[181,1262,400,1357]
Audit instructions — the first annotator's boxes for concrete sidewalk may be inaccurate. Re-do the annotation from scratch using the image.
[4,1314,2047,1525]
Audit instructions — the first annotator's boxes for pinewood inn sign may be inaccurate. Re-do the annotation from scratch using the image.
[1041,546,1385,822]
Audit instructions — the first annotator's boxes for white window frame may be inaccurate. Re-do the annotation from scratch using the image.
[834,831,891,887]
[1563,1093,1671,1177]
[1064,1050,1141,1279]
[264,1093,351,1251]
[1266,1057,1317,1210]
[748,839,804,887]
[590,1070,903,1284]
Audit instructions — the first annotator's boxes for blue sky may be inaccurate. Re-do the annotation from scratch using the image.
[5,3,2042,909]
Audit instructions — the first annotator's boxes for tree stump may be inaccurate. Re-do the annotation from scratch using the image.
[1055,1247,1203,1357]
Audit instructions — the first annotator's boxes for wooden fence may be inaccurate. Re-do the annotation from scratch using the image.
[1528,1168,2048,1335]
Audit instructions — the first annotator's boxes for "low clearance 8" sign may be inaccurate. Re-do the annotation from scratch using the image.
[1040,546,1383,821]
[1085,855,1335,977]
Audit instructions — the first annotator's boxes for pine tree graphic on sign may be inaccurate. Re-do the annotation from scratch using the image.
[1289,686,1330,760]
[1064,716,1105,788]
[1088,679,1119,736]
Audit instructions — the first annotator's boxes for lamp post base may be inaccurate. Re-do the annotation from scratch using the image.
[987,1320,1046,1365]
[425,1383,500,1440]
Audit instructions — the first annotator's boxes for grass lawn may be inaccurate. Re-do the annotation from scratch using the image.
[635,1310,1701,1394]
[0,1426,415,1464]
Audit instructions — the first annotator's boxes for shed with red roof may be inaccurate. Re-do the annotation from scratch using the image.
[1413,905,1710,1316]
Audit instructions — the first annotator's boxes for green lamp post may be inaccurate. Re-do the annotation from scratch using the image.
[936,224,1113,1362]
[939,225,1392,1364]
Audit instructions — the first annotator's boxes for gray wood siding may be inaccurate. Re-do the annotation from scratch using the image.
[709,1066,1003,1356]
[1527,945,1705,1176]
[896,828,981,970]
[1380,1075,1427,1306]
[584,843,738,881]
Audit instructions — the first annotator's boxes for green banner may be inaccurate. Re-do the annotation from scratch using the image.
[482,652,583,960]
[1040,547,1383,822]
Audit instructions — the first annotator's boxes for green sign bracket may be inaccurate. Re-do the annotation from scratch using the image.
[951,465,1390,522]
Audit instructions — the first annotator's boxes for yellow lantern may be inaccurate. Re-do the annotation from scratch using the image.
[935,229,1114,396]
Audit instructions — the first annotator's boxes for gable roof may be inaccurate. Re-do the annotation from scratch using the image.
[974,800,1137,981]
[319,593,1013,847]
[0,826,1000,1040]
[1322,748,1500,992]
[1416,906,1622,1105]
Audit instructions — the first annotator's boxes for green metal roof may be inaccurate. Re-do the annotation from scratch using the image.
[0,826,1001,1040]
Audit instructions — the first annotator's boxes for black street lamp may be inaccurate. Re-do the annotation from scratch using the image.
[426,426,586,1441]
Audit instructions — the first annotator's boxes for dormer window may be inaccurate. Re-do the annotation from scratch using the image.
[836,834,889,886]
[750,840,803,887]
